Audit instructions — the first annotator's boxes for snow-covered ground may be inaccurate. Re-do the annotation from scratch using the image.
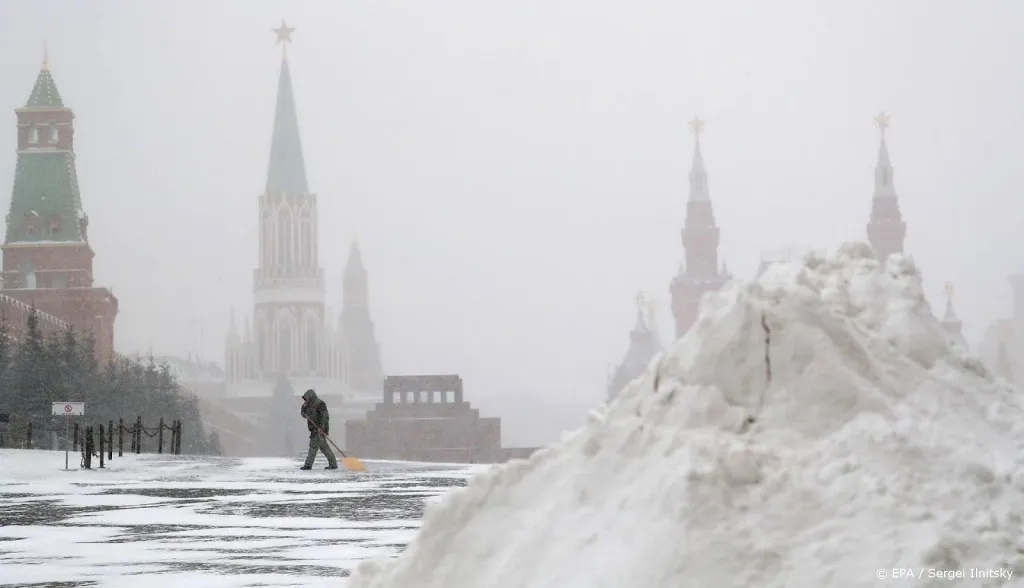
[351,243,1024,588]
[0,449,482,586]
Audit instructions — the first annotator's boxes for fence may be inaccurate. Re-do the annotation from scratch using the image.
[0,416,184,468]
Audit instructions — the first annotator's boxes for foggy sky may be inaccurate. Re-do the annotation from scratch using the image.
[0,0,1020,445]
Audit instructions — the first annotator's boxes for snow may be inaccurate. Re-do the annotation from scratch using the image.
[350,242,1024,588]
[3,238,85,246]
[0,449,482,586]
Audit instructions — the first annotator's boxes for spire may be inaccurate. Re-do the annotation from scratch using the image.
[608,293,664,401]
[873,112,896,198]
[866,112,907,261]
[6,53,85,244]
[940,281,966,347]
[345,240,365,276]
[25,46,63,108]
[688,116,709,202]
[670,115,727,339]
[344,240,369,308]
[340,239,383,391]
[265,22,309,196]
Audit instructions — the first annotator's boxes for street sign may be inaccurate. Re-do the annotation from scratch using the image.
[51,402,84,471]
[52,402,85,416]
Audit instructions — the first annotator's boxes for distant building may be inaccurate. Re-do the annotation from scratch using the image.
[213,25,384,453]
[980,319,1014,383]
[669,117,731,339]
[145,26,384,457]
[223,27,383,396]
[607,294,663,401]
[866,112,907,262]
[980,277,1024,387]
[346,375,534,464]
[0,52,117,362]
[939,283,967,349]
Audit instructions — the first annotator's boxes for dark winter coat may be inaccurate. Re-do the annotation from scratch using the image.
[300,389,330,437]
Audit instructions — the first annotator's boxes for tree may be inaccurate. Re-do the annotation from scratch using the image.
[0,312,222,454]
[0,313,13,411]
[11,309,48,423]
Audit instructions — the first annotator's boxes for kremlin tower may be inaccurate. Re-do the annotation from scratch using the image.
[0,51,118,363]
[866,112,907,261]
[223,22,383,395]
[669,117,731,339]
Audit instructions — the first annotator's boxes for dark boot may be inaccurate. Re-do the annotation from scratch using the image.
[325,464,338,470]
[299,465,312,470]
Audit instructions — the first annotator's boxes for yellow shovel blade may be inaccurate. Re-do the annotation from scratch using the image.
[341,456,367,471]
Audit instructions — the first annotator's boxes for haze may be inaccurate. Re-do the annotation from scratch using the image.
[0,0,1019,446]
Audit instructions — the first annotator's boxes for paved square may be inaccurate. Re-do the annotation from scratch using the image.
[0,449,479,587]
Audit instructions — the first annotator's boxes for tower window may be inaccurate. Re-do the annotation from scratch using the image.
[20,263,36,290]
[28,127,38,144]
[49,126,58,143]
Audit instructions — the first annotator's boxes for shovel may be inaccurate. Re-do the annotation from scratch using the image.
[306,417,366,471]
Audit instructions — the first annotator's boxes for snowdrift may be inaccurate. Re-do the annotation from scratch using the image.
[349,242,1024,588]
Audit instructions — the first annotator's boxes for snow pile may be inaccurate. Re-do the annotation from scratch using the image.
[349,242,1024,588]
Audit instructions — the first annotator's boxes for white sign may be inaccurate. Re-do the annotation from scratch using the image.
[52,401,85,416]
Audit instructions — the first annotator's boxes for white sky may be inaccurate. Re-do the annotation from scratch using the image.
[0,0,1022,444]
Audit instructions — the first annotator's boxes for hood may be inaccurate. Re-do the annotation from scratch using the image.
[301,389,318,402]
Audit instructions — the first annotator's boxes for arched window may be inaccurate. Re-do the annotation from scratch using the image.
[305,319,318,370]
[260,207,270,268]
[49,126,58,143]
[300,214,313,268]
[28,127,38,144]
[277,208,292,268]
[278,319,292,372]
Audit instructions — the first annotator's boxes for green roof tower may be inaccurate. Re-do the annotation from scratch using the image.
[0,50,118,364]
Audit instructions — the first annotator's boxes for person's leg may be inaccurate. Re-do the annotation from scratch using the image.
[301,436,319,469]
[319,436,338,468]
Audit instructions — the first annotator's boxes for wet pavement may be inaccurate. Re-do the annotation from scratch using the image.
[0,449,479,587]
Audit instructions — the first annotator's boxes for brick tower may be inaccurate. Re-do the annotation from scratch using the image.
[669,117,730,339]
[866,112,907,261]
[0,52,117,362]
[340,241,383,392]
